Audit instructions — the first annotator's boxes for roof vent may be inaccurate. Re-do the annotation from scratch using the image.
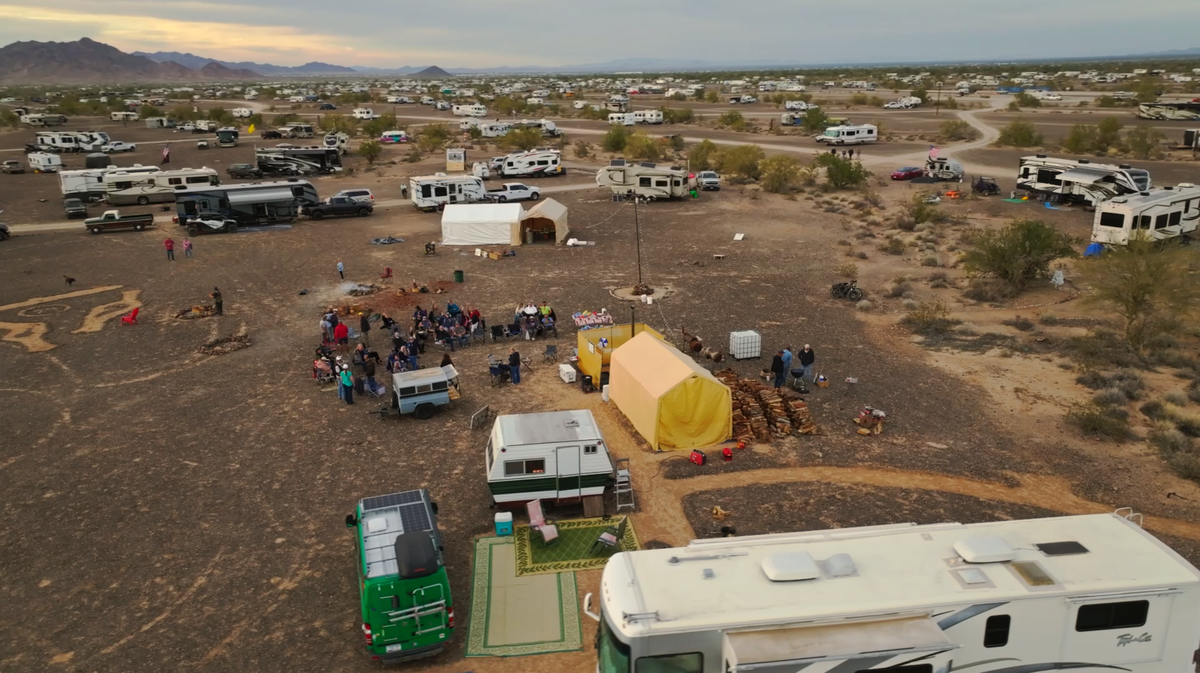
[366,517,388,533]
[824,553,857,577]
[1079,159,1090,164]
[564,419,580,428]
[610,158,626,166]
[762,552,820,582]
[1180,183,1196,188]
[1164,186,1174,190]
[1035,541,1089,556]
[954,535,1016,563]
[639,162,657,168]
[1119,164,1131,169]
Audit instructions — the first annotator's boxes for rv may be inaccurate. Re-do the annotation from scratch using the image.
[510,119,562,137]
[21,113,68,127]
[816,124,878,145]
[103,167,219,205]
[174,179,319,229]
[256,146,342,174]
[1184,129,1200,150]
[1017,155,1151,206]
[277,123,314,139]
[926,156,965,181]
[1092,184,1200,245]
[595,160,694,200]
[323,132,350,155]
[352,108,380,120]
[231,107,252,118]
[499,150,564,178]
[590,512,1200,673]
[485,410,614,506]
[379,131,409,144]
[525,97,544,106]
[632,110,664,125]
[59,165,160,200]
[785,100,817,111]
[33,131,80,153]
[479,122,512,138]
[215,127,239,148]
[608,113,634,126]
[110,111,139,122]
[605,101,628,113]
[27,152,63,174]
[420,96,435,105]
[408,174,487,211]
[145,117,174,129]
[452,104,487,117]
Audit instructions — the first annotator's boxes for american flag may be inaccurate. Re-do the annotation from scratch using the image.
[161,144,170,165]
[929,145,940,159]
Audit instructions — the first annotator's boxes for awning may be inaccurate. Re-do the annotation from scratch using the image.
[227,188,296,205]
[1057,168,1113,185]
[723,617,956,672]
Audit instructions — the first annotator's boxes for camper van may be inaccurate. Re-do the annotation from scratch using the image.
[408,174,488,211]
[174,179,318,229]
[1018,156,1151,206]
[590,512,1200,673]
[110,111,138,122]
[452,104,487,117]
[632,110,664,125]
[485,410,614,505]
[1092,184,1200,245]
[60,165,160,200]
[816,124,878,145]
[596,160,693,200]
[103,167,219,205]
[499,150,564,179]
[609,113,634,126]
[352,108,380,120]
[27,152,63,173]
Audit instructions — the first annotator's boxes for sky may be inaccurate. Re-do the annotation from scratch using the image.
[0,0,1198,69]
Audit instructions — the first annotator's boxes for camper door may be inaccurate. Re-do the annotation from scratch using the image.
[555,446,581,498]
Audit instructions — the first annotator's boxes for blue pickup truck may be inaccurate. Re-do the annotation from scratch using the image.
[378,365,460,420]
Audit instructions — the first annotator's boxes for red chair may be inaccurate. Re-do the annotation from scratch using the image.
[120,307,139,325]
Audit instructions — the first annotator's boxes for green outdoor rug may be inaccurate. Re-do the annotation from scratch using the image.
[514,516,640,576]
[465,537,583,658]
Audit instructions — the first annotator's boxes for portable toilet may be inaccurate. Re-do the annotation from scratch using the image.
[446,148,466,172]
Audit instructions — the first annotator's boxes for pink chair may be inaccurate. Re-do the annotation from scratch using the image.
[526,499,558,546]
[120,307,139,325]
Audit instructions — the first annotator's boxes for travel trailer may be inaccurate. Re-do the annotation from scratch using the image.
[231,108,252,118]
[59,165,160,200]
[631,110,664,125]
[352,108,380,120]
[278,123,314,139]
[21,113,68,127]
[485,410,614,506]
[323,132,350,155]
[103,167,219,205]
[525,97,544,106]
[1091,184,1200,245]
[479,122,512,138]
[174,179,318,229]
[33,131,109,153]
[926,156,965,181]
[608,113,634,126]
[110,111,138,122]
[1017,156,1151,206]
[27,152,63,173]
[589,512,1200,673]
[452,104,487,117]
[816,124,878,145]
[509,119,562,137]
[595,160,694,200]
[408,174,488,211]
[785,100,818,111]
[498,150,564,178]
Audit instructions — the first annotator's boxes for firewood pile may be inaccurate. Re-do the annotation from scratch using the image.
[198,334,251,356]
[716,369,818,441]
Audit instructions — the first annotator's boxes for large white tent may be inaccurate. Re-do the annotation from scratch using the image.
[440,203,525,246]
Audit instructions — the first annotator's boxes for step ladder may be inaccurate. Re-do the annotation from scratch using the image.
[614,458,635,512]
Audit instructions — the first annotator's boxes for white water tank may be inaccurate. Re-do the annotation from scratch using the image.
[729,330,761,360]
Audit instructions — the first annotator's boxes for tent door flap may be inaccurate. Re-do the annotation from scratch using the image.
[556,446,581,498]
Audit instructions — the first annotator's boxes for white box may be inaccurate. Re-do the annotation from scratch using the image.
[558,364,576,383]
[729,330,762,360]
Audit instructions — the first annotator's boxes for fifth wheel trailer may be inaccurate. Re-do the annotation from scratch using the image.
[589,512,1200,673]
[1091,184,1200,245]
[595,160,694,200]
[1017,156,1150,206]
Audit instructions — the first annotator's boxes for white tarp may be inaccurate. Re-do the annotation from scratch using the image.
[441,203,525,246]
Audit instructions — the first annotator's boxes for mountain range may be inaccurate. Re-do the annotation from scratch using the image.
[0,39,262,83]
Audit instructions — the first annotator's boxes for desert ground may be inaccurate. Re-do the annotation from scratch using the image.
[2,92,1200,673]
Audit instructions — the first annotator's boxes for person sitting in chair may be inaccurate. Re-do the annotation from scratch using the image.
[541,314,556,334]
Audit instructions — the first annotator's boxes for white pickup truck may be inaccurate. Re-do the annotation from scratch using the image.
[487,183,540,203]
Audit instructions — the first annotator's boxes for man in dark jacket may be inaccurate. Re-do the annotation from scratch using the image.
[798,344,816,382]
[508,347,521,385]
[770,350,785,389]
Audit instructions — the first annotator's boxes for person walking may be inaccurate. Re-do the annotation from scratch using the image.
[164,237,175,261]
[508,347,521,385]
[358,312,371,347]
[339,365,355,405]
[798,344,816,382]
[210,287,223,315]
[336,259,345,280]
[182,238,193,258]
[770,350,786,389]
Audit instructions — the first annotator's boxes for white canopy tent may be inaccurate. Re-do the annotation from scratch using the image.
[440,203,525,246]
[521,198,570,245]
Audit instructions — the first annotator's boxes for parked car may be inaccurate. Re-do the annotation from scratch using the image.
[487,183,540,203]
[84,209,155,234]
[891,166,923,180]
[302,196,373,219]
[0,159,24,174]
[180,122,196,132]
[101,141,136,153]
[260,130,283,139]
[227,163,263,179]
[334,188,374,204]
[64,198,88,219]
[697,171,720,191]
[319,103,337,110]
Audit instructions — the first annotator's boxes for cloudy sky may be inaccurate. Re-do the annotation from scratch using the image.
[0,0,1197,68]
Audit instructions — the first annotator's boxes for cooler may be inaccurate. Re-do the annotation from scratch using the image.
[494,511,513,536]
[558,364,576,383]
[729,330,762,360]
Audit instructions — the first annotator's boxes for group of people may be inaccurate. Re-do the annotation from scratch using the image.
[514,302,557,341]
[829,148,859,161]
[769,344,817,389]
[163,237,194,261]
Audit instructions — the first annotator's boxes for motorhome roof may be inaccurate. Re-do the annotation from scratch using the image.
[1102,184,1200,207]
[495,410,602,446]
[603,513,1200,638]
[174,179,310,194]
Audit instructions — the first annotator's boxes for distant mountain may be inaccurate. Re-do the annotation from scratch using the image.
[135,50,356,75]
[0,39,261,83]
[199,62,262,80]
[411,65,452,79]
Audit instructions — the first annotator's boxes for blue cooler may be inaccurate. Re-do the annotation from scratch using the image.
[494,512,513,537]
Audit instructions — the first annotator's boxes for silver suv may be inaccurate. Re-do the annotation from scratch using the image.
[697,171,720,191]
[334,188,374,204]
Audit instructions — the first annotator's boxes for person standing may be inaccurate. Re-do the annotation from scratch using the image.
[334,320,349,353]
[164,237,175,261]
[770,350,786,389]
[358,312,371,347]
[336,259,344,280]
[320,315,331,343]
[339,365,354,405]
[211,287,223,315]
[182,238,193,258]
[508,347,521,385]
[781,346,793,379]
[799,344,816,382]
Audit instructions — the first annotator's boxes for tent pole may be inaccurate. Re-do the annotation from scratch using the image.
[634,196,642,287]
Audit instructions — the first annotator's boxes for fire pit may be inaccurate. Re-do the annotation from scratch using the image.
[174,304,216,320]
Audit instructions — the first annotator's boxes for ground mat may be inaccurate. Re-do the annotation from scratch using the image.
[465,537,583,658]
[513,516,640,576]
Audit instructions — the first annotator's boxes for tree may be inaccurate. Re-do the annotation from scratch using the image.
[358,140,382,164]
[500,127,541,151]
[361,113,396,140]
[246,113,264,128]
[800,107,829,133]
[0,108,18,128]
[996,119,1043,147]
[716,144,765,180]
[1095,117,1124,153]
[704,91,719,104]
[624,132,662,161]
[1062,124,1098,154]
[417,122,451,153]
[207,107,234,125]
[320,113,359,135]
[601,126,630,152]
[168,105,202,122]
[1134,79,1160,104]
[911,87,929,103]
[814,153,871,189]
[661,107,693,124]
[1125,126,1166,159]
[687,139,718,171]
[961,219,1078,294]
[272,113,300,126]
[1079,238,1200,353]
[759,155,800,193]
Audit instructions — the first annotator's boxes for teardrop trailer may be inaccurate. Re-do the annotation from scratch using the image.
[345,488,455,663]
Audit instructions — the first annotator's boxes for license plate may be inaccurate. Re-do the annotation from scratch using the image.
[385,644,403,653]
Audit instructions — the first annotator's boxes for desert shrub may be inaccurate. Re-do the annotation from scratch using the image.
[1014,92,1043,108]
[901,300,957,334]
[1002,316,1035,331]
[1110,369,1146,399]
[1038,312,1059,325]
[357,140,382,164]
[879,237,905,255]
[573,140,592,158]
[962,279,1006,303]
[1150,419,1190,452]
[1164,391,1189,407]
[1062,124,1098,154]
[1168,452,1200,480]
[624,132,662,161]
[1189,382,1200,404]
[996,119,1043,147]
[834,262,858,278]
[814,153,871,189]
[1076,370,1111,390]
[902,299,918,310]
[404,148,422,163]
[961,219,1077,294]
[895,216,917,232]
[800,107,829,133]
[716,144,765,180]
[1126,126,1166,160]
[1163,403,1200,437]
[661,107,694,124]
[1066,403,1132,440]
[500,127,542,151]
[921,256,939,267]
[954,322,979,335]
[886,281,913,298]
[1093,388,1128,407]
[855,251,868,260]
[856,299,874,311]
[1141,400,1168,419]
[759,155,801,193]
[602,126,630,152]
[939,120,978,142]
[718,110,747,130]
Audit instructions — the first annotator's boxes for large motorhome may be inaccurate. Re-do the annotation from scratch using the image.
[174,179,319,228]
[255,146,342,174]
[103,167,219,205]
[498,150,564,178]
[590,512,1200,673]
[1091,184,1200,245]
[215,127,239,148]
[595,160,693,200]
[408,174,487,211]
[816,124,878,145]
[1018,155,1151,206]
[59,165,160,200]
[452,104,487,117]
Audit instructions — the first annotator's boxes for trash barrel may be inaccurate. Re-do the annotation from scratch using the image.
[453,270,464,283]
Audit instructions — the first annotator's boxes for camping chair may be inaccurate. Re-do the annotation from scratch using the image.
[505,322,523,338]
[526,499,558,546]
[490,325,506,342]
[120,307,139,325]
[379,267,393,279]
[542,344,557,362]
[590,516,628,555]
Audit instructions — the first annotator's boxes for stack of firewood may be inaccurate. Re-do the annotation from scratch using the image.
[716,370,766,443]
[786,398,818,435]
[716,368,819,440]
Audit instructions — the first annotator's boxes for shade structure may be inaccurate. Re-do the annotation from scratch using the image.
[609,331,732,451]
[441,203,525,246]
[521,198,570,245]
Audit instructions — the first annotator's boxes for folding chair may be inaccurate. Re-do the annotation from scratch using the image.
[490,325,505,342]
[542,344,557,362]
[120,307,139,325]
[526,499,558,546]
[590,516,628,555]
[506,323,522,339]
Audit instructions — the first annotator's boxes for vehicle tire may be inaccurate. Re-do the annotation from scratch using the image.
[133,223,144,231]
[226,224,238,233]
[830,286,842,299]
[187,226,199,236]
[496,196,507,203]
[311,211,324,220]
[357,208,369,217]
[136,196,149,206]
[530,192,540,201]
[415,403,435,420]
[90,226,101,235]
[847,287,864,301]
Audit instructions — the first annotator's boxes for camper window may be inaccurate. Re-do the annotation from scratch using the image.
[598,618,631,673]
[1098,213,1126,229]
[537,160,549,166]
[859,666,931,673]
[1075,600,1149,632]
[1036,169,1062,186]
[584,445,597,455]
[1155,214,1169,230]
[432,381,448,392]
[187,176,212,184]
[115,181,133,190]
[416,383,433,394]
[655,180,668,187]
[1021,167,1031,178]
[984,614,1011,648]
[639,177,651,187]
[291,187,305,197]
[1169,211,1182,227]
[435,186,448,197]
[1138,216,1152,230]
[421,185,432,198]
[169,177,183,185]
[635,653,702,673]
[503,459,545,476]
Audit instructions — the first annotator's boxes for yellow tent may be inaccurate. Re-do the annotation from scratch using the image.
[576,323,663,387]
[609,332,733,451]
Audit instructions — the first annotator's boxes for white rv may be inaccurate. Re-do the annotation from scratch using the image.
[21,113,68,127]
[352,108,380,120]
[480,122,512,138]
[110,111,139,122]
[27,152,63,173]
[103,167,219,205]
[323,132,350,155]
[526,97,544,106]
[609,113,634,126]
[632,110,664,125]
[60,165,160,200]
[485,410,614,506]
[1018,156,1151,206]
[785,100,817,111]
[816,124,878,145]
[1092,184,1200,245]
[231,107,252,118]
[589,512,1200,673]
[926,156,965,181]
[499,150,564,178]
[408,173,487,211]
[596,160,694,200]
[452,104,487,117]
